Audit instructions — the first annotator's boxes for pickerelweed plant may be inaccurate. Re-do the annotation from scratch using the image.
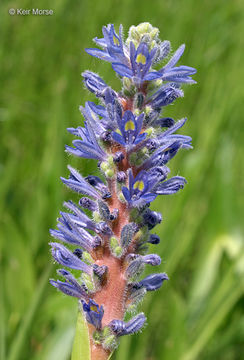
[50,22,196,360]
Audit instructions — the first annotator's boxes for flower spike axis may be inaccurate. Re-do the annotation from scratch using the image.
[50,22,196,360]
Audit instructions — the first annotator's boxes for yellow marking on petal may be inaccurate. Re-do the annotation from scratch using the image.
[133,180,145,191]
[90,305,98,312]
[136,53,146,65]
[125,120,135,131]
[91,112,97,120]
[115,128,122,135]
[113,36,119,46]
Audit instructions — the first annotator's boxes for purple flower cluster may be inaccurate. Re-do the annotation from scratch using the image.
[86,24,196,86]
[50,22,196,353]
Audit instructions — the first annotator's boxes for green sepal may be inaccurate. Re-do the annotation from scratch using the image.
[105,169,115,178]
[118,192,126,203]
[101,327,118,351]
[100,161,110,171]
[145,127,155,137]
[93,211,102,223]
[100,157,115,178]
[129,153,137,165]
[130,210,143,225]
[110,236,123,258]
[103,335,118,351]
[136,225,149,241]
[83,251,94,264]
[93,330,103,345]
[122,77,136,96]
[81,273,95,292]
[126,303,138,314]
[114,246,123,257]
[129,149,148,167]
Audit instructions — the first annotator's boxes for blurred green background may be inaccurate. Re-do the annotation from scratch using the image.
[1,0,244,359]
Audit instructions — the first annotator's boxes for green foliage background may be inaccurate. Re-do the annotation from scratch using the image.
[1,0,243,359]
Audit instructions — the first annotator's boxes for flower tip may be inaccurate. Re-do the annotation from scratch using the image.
[57,268,69,276]
[163,273,169,281]
[49,279,58,288]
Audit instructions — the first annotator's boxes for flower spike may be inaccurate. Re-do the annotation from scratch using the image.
[50,22,196,360]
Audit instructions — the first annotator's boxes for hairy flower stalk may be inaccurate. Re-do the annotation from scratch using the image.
[50,22,196,360]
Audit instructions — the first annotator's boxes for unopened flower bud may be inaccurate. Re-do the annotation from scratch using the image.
[121,223,137,249]
[117,171,126,183]
[113,151,124,163]
[148,234,160,244]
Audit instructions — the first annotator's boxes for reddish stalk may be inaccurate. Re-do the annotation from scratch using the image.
[89,157,131,359]
[88,96,138,360]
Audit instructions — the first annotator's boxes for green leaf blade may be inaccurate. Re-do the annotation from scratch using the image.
[71,308,90,360]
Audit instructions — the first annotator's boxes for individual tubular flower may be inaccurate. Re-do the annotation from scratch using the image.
[82,71,108,97]
[147,83,184,109]
[88,87,123,133]
[122,168,186,207]
[66,120,107,160]
[50,269,89,299]
[134,273,169,291]
[82,299,104,330]
[109,313,146,336]
[50,22,196,360]
[158,44,197,83]
[112,111,146,147]
[60,166,102,198]
[112,41,159,84]
[50,242,92,274]
[50,279,86,298]
[122,169,158,207]
[86,24,128,65]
